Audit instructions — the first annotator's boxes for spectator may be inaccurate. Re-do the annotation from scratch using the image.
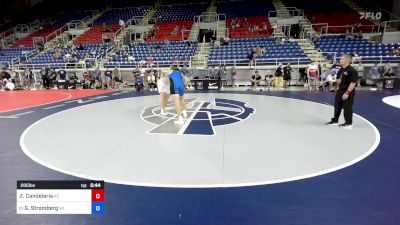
[299,67,307,84]
[104,70,113,89]
[191,67,199,79]
[312,32,321,41]
[207,66,214,78]
[147,55,154,68]
[103,23,110,32]
[93,67,102,88]
[77,44,84,50]
[281,37,288,44]
[138,59,146,68]
[326,70,337,92]
[369,63,381,87]
[320,64,329,91]
[113,67,120,80]
[68,72,79,89]
[83,70,95,89]
[384,68,396,78]
[23,67,34,90]
[230,67,237,86]
[249,24,254,33]
[275,63,284,88]
[53,51,61,60]
[250,70,262,91]
[147,70,157,91]
[185,40,192,48]
[307,62,319,90]
[262,22,268,33]
[230,19,236,29]
[171,26,179,35]
[172,56,180,66]
[49,69,57,88]
[55,68,67,89]
[243,17,249,26]
[214,39,221,46]
[182,70,191,89]
[248,49,256,68]
[253,24,259,32]
[383,61,392,74]
[112,73,123,90]
[134,72,144,92]
[283,63,292,88]
[164,39,170,46]
[355,30,363,38]
[40,67,50,89]
[235,20,241,28]
[4,79,15,91]
[1,70,11,88]
[344,29,355,40]
[265,71,275,90]
[182,64,190,77]
[221,37,230,45]
[127,54,135,62]
[11,69,20,87]
[351,51,361,63]
[353,23,361,33]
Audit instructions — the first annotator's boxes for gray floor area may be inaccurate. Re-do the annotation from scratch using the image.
[382,95,400,109]
[21,93,379,187]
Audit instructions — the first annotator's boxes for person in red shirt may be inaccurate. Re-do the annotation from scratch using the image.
[307,62,319,90]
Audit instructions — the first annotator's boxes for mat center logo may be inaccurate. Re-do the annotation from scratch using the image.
[141,98,255,135]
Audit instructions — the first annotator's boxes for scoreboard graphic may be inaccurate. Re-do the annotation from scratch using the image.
[17,180,104,214]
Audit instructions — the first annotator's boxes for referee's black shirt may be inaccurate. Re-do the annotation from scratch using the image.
[337,65,358,91]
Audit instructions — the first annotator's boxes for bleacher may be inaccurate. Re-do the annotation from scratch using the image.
[74,24,121,45]
[227,16,272,39]
[0,0,397,70]
[93,7,151,25]
[153,3,208,22]
[314,35,400,63]
[12,27,60,47]
[0,47,36,68]
[147,21,193,42]
[11,11,93,48]
[208,38,310,66]
[104,41,197,68]
[26,44,109,68]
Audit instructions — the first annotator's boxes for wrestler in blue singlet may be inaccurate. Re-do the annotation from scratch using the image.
[169,70,185,96]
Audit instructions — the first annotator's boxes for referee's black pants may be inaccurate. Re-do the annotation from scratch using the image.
[333,90,355,124]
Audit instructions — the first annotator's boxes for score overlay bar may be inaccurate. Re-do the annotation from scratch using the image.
[17,180,105,214]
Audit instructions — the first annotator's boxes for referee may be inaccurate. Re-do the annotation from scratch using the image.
[326,54,358,129]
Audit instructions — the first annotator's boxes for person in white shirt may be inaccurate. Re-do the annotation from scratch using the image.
[158,69,171,115]
[4,79,15,91]
[147,70,157,91]
[127,55,135,62]
[326,71,337,92]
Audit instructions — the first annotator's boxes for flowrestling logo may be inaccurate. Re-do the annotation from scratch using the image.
[359,12,382,20]
[141,98,255,135]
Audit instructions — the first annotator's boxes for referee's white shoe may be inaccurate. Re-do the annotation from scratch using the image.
[339,123,353,129]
